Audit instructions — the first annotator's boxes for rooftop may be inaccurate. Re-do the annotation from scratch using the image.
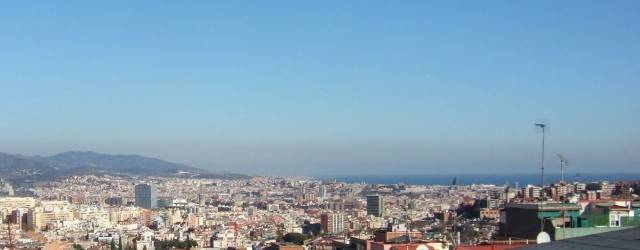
[505,203,581,211]
[516,227,640,250]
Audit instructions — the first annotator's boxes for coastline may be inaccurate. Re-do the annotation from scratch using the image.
[315,172,640,186]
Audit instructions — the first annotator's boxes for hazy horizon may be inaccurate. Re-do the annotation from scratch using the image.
[3,149,638,176]
[1,2,638,176]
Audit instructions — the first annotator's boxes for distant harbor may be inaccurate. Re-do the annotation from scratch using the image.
[318,172,640,186]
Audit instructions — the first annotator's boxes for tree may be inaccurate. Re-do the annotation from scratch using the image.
[132,238,138,250]
[186,235,192,250]
[276,231,284,242]
[282,233,308,245]
[153,239,197,250]
[461,227,480,243]
[185,239,197,249]
[431,225,444,234]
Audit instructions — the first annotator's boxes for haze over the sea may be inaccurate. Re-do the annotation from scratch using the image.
[318,173,640,186]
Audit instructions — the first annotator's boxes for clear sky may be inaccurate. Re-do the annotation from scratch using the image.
[1,1,638,175]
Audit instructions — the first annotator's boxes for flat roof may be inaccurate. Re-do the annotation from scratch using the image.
[596,205,630,211]
[505,203,581,211]
[515,227,640,250]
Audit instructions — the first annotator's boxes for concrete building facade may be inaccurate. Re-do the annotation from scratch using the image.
[367,195,385,217]
[135,184,157,209]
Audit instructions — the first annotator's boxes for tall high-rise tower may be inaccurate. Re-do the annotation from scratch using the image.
[198,184,205,206]
[318,185,327,198]
[135,184,157,209]
[367,195,385,217]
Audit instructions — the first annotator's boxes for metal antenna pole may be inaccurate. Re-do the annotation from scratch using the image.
[557,154,568,184]
[536,123,546,200]
[535,123,547,234]
[561,157,564,183]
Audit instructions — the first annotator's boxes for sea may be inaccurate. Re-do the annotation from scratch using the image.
[315,172,640,186]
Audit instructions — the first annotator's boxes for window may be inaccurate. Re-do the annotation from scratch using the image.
[610,214,620,227]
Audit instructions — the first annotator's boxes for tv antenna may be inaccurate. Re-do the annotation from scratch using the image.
[535,122,548,200]
[535,121,551,242]
[557,154,569,183]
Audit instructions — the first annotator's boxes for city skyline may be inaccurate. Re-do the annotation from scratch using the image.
[1,1,639,175]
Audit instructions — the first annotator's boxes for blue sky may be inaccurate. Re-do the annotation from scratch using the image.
[1,1,638,175]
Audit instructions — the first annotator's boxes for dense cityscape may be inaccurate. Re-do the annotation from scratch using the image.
[1,173,639,250]
[2,1,639,249]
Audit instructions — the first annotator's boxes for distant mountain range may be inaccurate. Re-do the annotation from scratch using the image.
[0,151,249,184]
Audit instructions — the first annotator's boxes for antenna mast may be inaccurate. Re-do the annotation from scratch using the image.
[535,122,548,237]
[557,154,569,183]
[535,123,547,201]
